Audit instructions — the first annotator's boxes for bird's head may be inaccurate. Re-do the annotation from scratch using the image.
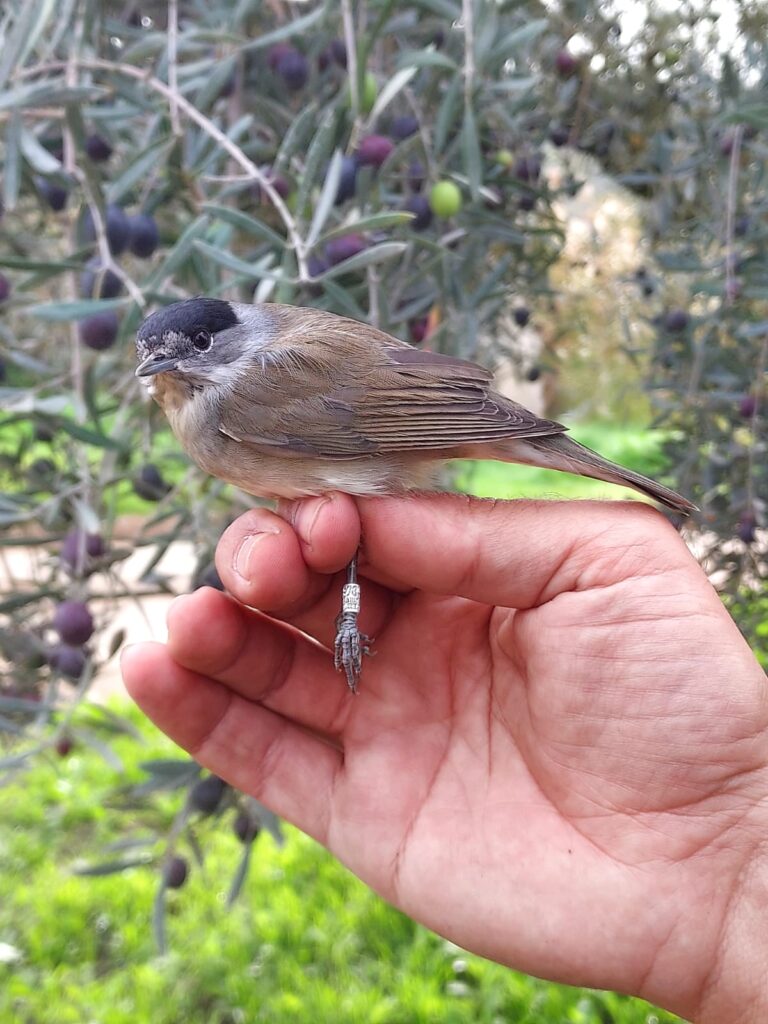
[135,297,275,393]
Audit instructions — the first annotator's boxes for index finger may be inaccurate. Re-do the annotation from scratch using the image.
[354,493,698,608]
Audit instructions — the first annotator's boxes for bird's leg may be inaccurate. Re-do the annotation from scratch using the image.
[334,552,370,693]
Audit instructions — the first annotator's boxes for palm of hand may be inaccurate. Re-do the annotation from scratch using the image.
[122,494,768,1015]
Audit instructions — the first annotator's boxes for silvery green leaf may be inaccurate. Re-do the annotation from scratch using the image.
[26,299,125,321]
[396,48,457,71]
[150,216,208,282]
[0,82,106,111]
[0,0,57,91]
[489,18,547,61]
[306,150,344,249]
[20,128,61,174]
[241,6,325,50]
[368,65,419,123]
[273,104,319,174]
[296,112,336,225]
[320,242,408,279]
[2,112,21,212]
[193,240,273,281]
[202,204,284,248]
[107,139,175,204]
[462,105,482,200]
[320,212,415,242]
[74,856,154,876]
[0,389,70,414]
[434,75,461,153]
[225,841,253,908]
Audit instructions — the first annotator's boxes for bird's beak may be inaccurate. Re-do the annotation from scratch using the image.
[135,353,179,377]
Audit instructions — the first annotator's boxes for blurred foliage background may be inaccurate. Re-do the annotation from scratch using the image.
[0,0,766,1019]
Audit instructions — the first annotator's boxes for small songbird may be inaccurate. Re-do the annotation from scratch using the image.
[135,297,695,690]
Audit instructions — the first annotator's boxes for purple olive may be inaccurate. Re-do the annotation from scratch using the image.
[253,170,290,204]
[78,310,120,351]
[408,317,429,344]
[737,512,757,544]
[407,160,425,192]
[85,133,113,162]
[267,43,295,71]
[133,463,170,501]
[356,135,394,168]
[53,600,94,646]
[55,734,74,757]
[330,38,347,67]
[37,178,69,211]
[163,855,189,889]
[277,51,309,91]
[739,395,757,419]
[513,306,530,327]
[48,644,87,680]
[663,309,689,332]
[60,529,105,575]
[307,254,329,277]
[390,115,419,141]
[233,810,261,843]
[555,49,578,77]
[128,214,160,258]
[80,258,123,299]
[83,204,131,256]
[189,775,227,815]
[325,234,367,266]
[0,273,11,303]
[402,194,432,231]
[513,154,541,183]
[334,156,358,204]
[734,215,750,237]
[549,125,570,147]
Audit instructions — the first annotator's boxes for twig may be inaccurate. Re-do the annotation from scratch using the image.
[745,335,767,511]
[341,0,362,150]
[167,0,182,137]
[724,124,742,307]
[367,264,380,328]
[18,59,309,280]
[461,0,475,109]
[64,4,89,472]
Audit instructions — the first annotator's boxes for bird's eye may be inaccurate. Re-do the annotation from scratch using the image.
[193,330,212,352]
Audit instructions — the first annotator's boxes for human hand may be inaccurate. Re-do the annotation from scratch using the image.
[121,494,768,1021]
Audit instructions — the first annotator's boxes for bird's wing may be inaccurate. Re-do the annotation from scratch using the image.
[219,339,565,460]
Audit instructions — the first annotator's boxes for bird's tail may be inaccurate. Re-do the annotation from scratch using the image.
[491,433,697,515]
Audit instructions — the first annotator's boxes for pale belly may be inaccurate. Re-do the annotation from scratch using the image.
[178,421,438,499]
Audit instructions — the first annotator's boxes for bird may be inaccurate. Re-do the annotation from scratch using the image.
[135,297,695,691]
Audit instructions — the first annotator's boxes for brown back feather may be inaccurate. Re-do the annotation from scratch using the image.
[219,308,565,459]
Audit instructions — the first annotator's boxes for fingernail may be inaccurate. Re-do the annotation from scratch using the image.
[293,496,331,548]
[234,528,280,581]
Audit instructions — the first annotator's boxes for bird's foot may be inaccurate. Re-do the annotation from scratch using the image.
[334,581,370,693]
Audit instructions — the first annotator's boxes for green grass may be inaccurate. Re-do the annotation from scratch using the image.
[456,421,673,503]
[0,705,682,1024]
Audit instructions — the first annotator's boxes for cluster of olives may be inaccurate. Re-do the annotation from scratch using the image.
[29,131,161,352]
[161,775,262,890]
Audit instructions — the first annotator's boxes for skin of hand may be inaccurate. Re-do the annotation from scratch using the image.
[121,494,768,1022]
